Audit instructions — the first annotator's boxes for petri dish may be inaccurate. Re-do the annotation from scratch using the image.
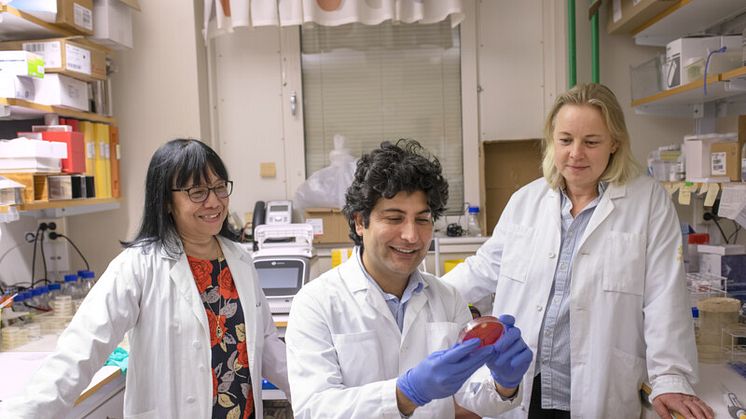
[458,316,504,347]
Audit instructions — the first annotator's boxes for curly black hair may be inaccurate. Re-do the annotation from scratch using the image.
[343,139,449,246]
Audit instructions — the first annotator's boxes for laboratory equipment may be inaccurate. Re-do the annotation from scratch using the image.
[253,223,315,314]
[265,200,293,225]
[466,206,482,237]
[458,316,504,348]
[697,297,742,363]
[722,385,746,419]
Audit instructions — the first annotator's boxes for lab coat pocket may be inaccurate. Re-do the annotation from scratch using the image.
[425,322,459,353]
[125,409,157,419]
[332,330,383,386]
[606,347,646,416]
[603,231,645,296]
[499,224,534,283]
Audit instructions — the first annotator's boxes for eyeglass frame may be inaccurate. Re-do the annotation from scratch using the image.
[171,180,233,203]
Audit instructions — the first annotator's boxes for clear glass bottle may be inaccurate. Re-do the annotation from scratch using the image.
[79,271,96,298]
[466,206,482,237]
[741,142,746,182]
[62,274,79,298]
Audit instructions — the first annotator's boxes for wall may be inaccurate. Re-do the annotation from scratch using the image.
[63,0,208,278]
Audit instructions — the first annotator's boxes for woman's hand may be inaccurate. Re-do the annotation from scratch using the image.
[652,392,714,419]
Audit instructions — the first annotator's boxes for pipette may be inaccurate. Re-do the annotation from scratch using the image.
[722,385,746,419]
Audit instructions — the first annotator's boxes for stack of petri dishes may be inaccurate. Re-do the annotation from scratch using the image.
[1,326,28,350]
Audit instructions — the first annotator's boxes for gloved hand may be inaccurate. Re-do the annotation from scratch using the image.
[397,338,494,406]
[486,314,533,389]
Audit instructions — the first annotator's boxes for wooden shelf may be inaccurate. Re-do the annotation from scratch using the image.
[632,0,746,46]
[632,66,746,108]
[18,197,120,211]
[0,4,80,41]
[0,98,116,124]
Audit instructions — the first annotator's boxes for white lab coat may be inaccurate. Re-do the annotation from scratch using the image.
[285,254,522,419]
[0,236,289,419]
[442,176,698,418]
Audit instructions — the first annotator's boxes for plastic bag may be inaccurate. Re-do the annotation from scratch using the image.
[294,134,357,210]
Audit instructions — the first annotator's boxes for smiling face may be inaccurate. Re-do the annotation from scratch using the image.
[355,190,433,286]
[170,170,228,246]
[552,104,618,194]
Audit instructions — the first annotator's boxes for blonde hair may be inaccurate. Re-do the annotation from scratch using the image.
[542,83,640,189]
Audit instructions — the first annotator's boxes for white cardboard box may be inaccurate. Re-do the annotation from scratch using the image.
[91,0,134,49]
[665,37,721,89]
[33,73,89,111]
[0,75,35,100]
[683,133,738,181]
[0,51,44,78]
[0,138,66,172]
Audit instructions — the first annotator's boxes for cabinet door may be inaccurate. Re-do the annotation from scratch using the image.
[211,26,305,213]
[477,0,565,141]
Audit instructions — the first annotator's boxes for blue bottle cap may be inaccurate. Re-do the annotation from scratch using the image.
[49,283,62,291]
[64,274,78,282]
[468,206,480,213]
[82,271,95,279]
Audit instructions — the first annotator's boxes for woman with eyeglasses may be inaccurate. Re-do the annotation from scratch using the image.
[1,139,289,419]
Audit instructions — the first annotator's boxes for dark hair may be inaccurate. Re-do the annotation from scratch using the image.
[122,139,236,255]
[343,139,449,246]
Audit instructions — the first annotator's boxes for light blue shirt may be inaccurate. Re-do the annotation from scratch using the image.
[354,246,424,331]
[536,182,606,411]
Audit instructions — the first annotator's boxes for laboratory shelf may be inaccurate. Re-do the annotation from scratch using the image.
[0,98,117,124]
[632,66,746,110]
[18,197,121,217]
[632,0,746,47]
[0,4,79,41]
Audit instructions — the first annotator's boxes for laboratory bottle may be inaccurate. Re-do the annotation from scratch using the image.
[48,283,62,300]
[741,142,746,182]
[466,206,482,237]
[79,271,96,298]
[62,274,79,298]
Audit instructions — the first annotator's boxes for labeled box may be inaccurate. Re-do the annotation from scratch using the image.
[0,75,35,100]
[0,51,44,78]
[304,208,352,244]
[92,0,137,49]
[9,0,94,35]
[0,38,106,81]
[33,73,89,111]
[41,131,86,174]
[665,37,721,89]
[710,141,739,181]
[48,175,73,200]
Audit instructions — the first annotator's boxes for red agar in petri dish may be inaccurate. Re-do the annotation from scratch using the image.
[457,316,504,347]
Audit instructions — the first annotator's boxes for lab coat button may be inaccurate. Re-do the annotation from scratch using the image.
[536,305,543,312]
[192,341,200,349]
[186,396,196,404]
[548,252,556,258]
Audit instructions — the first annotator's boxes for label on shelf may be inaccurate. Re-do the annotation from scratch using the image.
[73,3,93,31]
[64,43,91,75]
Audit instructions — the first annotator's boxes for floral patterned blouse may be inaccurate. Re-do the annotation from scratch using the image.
[188,255,255,419]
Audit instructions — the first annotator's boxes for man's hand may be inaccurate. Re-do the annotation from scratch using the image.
[652,392,714,419]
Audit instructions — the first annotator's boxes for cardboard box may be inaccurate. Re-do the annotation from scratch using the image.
[92,0,135,49]
[607,0,677,34]
[304,208,352,244]
[710,142,739,181]
[48,175,73,200]
[33,73,89,111]
[0,75,35,100]
[483,140,543,233]
[684,133,737,181]
[41,131,86,174]
[0,38,106,81]
[2,173,49,203]
[665,37,721,89]
[0,51,44,78]
[9,0,94,35]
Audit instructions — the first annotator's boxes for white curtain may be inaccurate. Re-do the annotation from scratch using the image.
[204,0,464,38]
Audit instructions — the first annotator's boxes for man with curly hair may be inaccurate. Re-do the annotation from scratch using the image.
[286,139,532,419]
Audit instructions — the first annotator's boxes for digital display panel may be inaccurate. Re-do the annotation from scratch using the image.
[256,267,301,289]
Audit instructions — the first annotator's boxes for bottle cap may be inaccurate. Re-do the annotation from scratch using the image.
[49,283,62,291]
[64,274,77,282]
[468,206,480,214]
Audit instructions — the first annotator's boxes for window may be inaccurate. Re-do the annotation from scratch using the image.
[301,20,464,213]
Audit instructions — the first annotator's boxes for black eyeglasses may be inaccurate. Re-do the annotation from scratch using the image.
[172,180,233,203]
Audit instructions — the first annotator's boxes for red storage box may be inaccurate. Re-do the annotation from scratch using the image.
[41,131,86,174]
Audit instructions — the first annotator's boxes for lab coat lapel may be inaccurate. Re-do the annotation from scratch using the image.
[168,249,210,335]
[578,183,626,248]
[339,256,400,334]
[401,274,428,339]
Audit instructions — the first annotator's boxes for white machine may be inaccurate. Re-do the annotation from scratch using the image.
[265,200,293,225]
[253,223,315,314]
